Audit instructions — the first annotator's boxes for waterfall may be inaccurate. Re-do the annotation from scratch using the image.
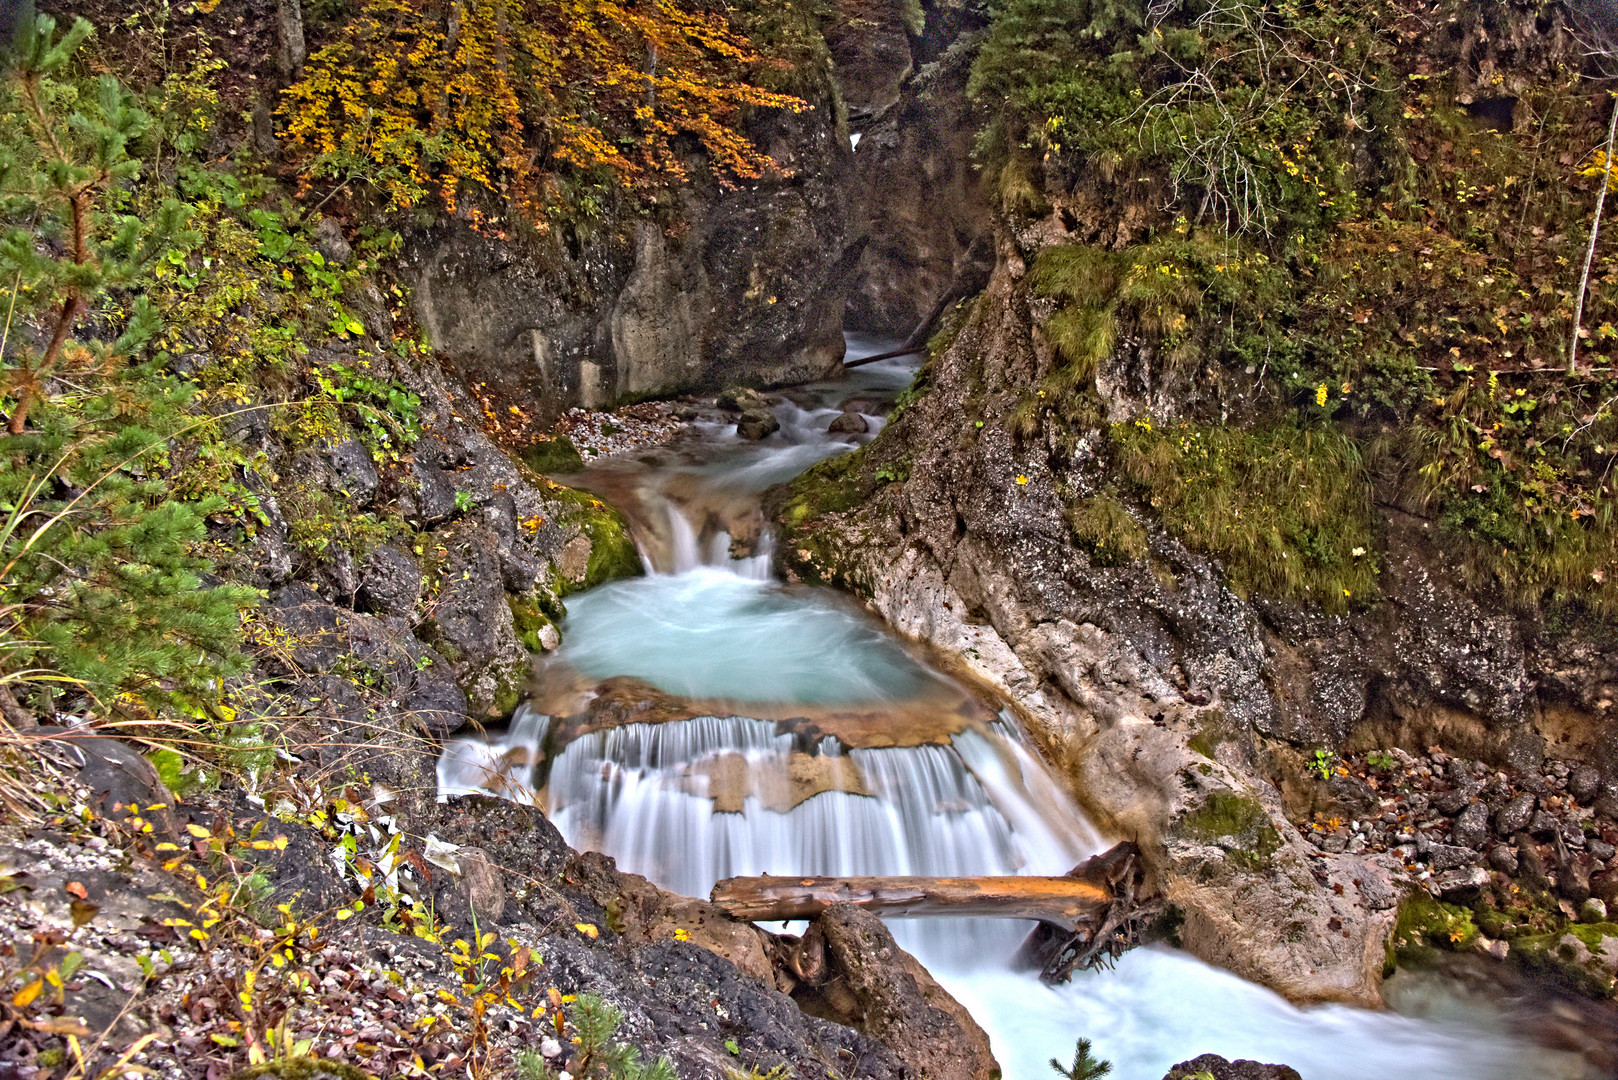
[437,339,1596,1080]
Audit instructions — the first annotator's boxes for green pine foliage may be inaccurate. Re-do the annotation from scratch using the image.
[1049,1037,1113,1080]
[0,14,255,718]
[515,994,676,1080]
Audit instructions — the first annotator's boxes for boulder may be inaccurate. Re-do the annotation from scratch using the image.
[1426,843,1481,871]
[794,903,999,1080]
[1164,1055,1302,1080]
[717,386,772,413]
[1488,844,1520,874]
[1434,866,1491,900]
[737,409,781,441]
[57,735,179,840]
[828,411,870,434]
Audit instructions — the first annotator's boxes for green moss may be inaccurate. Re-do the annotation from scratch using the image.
[230,1058,376,1080]
[541,485,644,595]
[581,514,641,590]
[519,436,586,475]
[777,445,877,528]
[1511,922,1618,999]
[1386,891,1480,974]
[1178,789,1282,869]
[508,594,558,652]
[491,664,528,718]
[1186,711,1228,760]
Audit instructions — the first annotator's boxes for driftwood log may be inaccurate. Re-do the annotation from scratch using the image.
[711,874,1112,931]
[712,841,1161,983]
[1013,842,1162,983]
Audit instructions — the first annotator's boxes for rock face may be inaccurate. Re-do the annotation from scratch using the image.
[842,1,994,337]
[773,126,1616,1007]
[406,100,857,420]
[426,798,964,1080]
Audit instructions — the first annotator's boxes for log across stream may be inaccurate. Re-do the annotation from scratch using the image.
[439,336,1597,1080]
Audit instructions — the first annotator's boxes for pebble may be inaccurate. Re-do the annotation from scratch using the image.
[1495,793,1537,836]
[1529,810,1561,837]
[1427,843,1481,871]
[1569,765,1603,803]
[1452,801,1491,849]
[1488,844,1520,874]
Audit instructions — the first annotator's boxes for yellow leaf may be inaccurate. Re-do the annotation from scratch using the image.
[12,980,43,1007]
[335,908,353,921]
[185,824,211,839]
[575,922,599,939]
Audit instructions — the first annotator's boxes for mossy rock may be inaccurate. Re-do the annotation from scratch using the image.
[543,485,644,595]
[1511,922,1618,1000]
[775,445,877,529]
[1178,789,1282,869]
[1385,891,1480,974]
[488,658,532,718]
[509,593,559,652]
[520,436,586,475]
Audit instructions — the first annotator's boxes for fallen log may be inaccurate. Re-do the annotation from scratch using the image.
[1015,843,1162,983]
[710,873,1113,932]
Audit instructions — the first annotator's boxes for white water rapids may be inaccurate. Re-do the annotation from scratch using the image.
[439,338,1596,1079]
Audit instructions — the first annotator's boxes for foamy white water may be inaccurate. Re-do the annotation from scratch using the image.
[439,337,1597,1079]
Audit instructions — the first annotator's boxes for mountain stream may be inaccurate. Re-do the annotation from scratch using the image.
[438,337,1598,1080]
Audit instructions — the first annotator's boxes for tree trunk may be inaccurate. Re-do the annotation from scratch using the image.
[276,0,307,81]
[1571,91,1618,374]
[711,873,1114,931]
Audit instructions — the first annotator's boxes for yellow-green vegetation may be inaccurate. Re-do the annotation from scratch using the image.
[972,0,1618,615]
[1111,420,1380,612]
[1063,489,1148,567]
[543,486,643,595]
[1512,921,1618,999]
[281,0,807,230]
[1178,789,1282,869]
[1386,891,1481,972]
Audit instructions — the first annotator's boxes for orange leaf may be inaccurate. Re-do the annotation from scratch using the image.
[65,881,88,900]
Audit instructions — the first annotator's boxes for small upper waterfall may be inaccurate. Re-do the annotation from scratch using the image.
[437,337,1595,1080]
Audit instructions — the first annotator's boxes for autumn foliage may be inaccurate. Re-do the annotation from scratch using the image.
[281,0,807,227]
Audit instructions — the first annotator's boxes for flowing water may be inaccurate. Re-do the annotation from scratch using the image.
[439,337,1603,1079]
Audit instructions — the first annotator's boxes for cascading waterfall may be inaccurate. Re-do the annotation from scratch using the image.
[439,337,1596,1079]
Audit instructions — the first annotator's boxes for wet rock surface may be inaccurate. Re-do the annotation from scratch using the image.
[789,903,999,1080]
[774,215,1618,1009]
